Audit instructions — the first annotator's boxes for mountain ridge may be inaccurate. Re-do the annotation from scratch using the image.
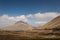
[41,15,60,29]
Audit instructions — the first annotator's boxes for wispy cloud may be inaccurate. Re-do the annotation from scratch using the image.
[0,12,60,27]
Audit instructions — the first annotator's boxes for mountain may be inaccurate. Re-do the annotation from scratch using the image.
[2,21,33,31]
[41,15,60,29]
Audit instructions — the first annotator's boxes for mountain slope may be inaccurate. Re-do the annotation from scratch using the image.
[2,21,33,31]
[41,16,60,29]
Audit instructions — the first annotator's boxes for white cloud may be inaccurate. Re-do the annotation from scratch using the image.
[27,14,33,18]
[0,12,60,28]
[27,12,60,26]
[34,21,47,26]
[35,21,46,24]
[0,15,28,28]
[15,15,28,22]
[34,12,59,21]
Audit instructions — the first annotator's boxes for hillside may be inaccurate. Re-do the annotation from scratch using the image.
[2,21,33,31]
[41,16,60,29]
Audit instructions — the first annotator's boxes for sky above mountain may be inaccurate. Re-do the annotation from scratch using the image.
[0,0,60,27]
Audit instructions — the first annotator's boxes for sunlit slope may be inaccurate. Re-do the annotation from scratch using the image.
[41,16,60,29]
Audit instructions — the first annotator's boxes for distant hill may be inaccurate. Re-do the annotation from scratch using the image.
[2,21,33,31]
[41,16,60,29]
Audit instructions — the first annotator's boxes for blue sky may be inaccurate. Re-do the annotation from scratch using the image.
[0,0,60,16]
[0,0,60,27]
